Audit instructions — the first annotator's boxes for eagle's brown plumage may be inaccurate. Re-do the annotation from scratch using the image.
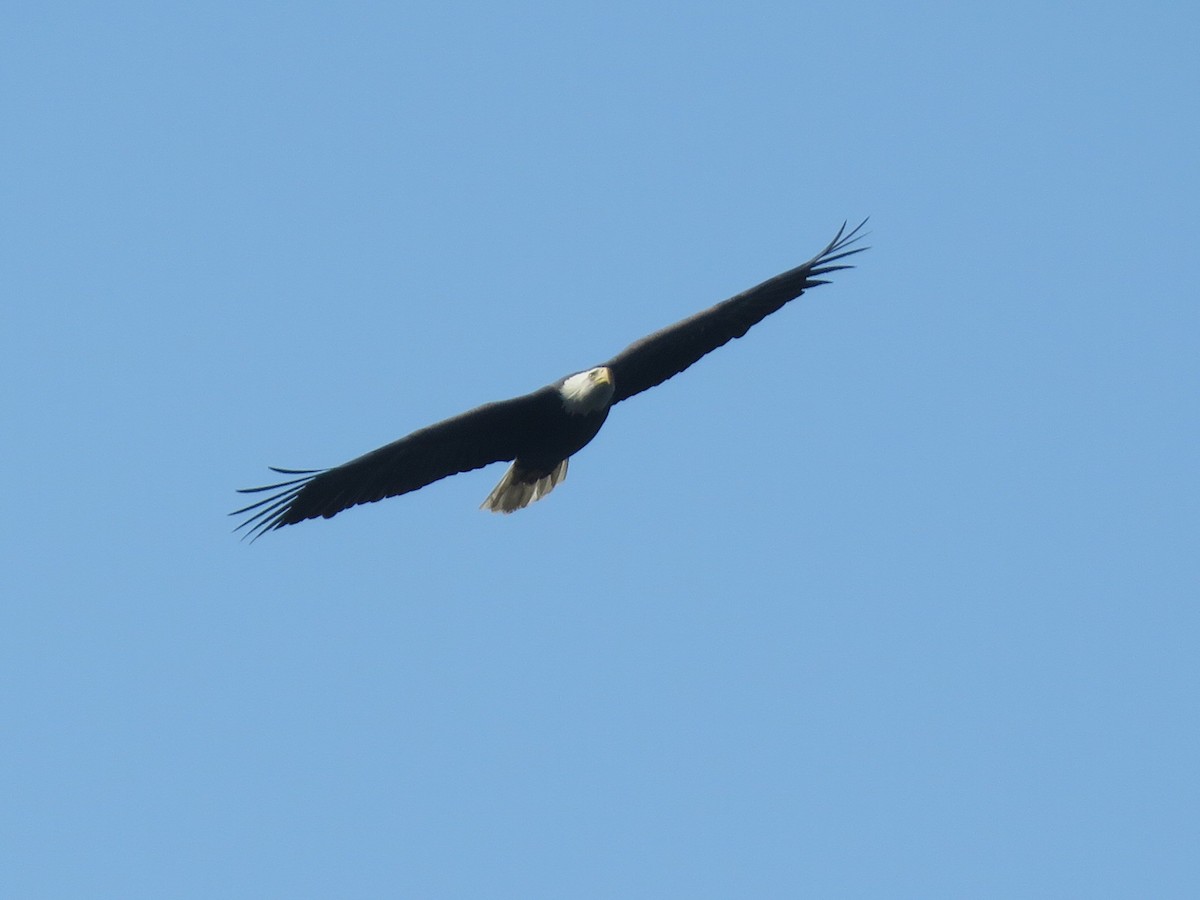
[233,220,867,539]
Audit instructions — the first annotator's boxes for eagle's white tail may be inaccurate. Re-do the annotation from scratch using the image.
[481,459,568,513]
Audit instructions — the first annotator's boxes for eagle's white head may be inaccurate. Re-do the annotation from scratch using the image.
[559,366,615,415]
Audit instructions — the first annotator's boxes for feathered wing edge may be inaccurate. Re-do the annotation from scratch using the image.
[231,467,328,542]
[801,217,870,286]
[231,391,555,540]
[602,218,869,404]
[739,217,870,293]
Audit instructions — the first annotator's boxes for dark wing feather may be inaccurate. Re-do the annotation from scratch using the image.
[602,220,867,404]
[232,389,555,540]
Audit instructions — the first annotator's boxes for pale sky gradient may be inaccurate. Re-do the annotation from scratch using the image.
[4,2,1198,897]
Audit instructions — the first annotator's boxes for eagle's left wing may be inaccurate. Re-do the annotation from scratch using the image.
[602,220,867,404]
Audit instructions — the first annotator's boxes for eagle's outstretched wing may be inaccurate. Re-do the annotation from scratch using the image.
[232,389,554,540]
[234,220,867,538]
[602,220,867,404]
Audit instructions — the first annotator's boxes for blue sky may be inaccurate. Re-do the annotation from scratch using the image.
[3,1,1198,896]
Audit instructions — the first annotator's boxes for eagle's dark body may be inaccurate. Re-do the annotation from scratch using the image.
[233,221,866,539]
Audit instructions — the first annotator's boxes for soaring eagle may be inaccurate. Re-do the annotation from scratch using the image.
[233,221,866,539]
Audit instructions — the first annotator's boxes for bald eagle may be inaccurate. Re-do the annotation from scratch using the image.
[233,221,866,539]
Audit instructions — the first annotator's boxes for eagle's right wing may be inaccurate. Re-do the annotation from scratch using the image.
[232,389,554,540]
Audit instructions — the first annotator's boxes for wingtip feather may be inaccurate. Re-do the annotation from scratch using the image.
[231,467,325,541]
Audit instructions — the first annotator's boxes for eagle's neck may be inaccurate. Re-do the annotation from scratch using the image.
[559,367,615,415]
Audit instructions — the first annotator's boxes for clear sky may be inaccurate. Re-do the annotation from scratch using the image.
[4,1,1198,897]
